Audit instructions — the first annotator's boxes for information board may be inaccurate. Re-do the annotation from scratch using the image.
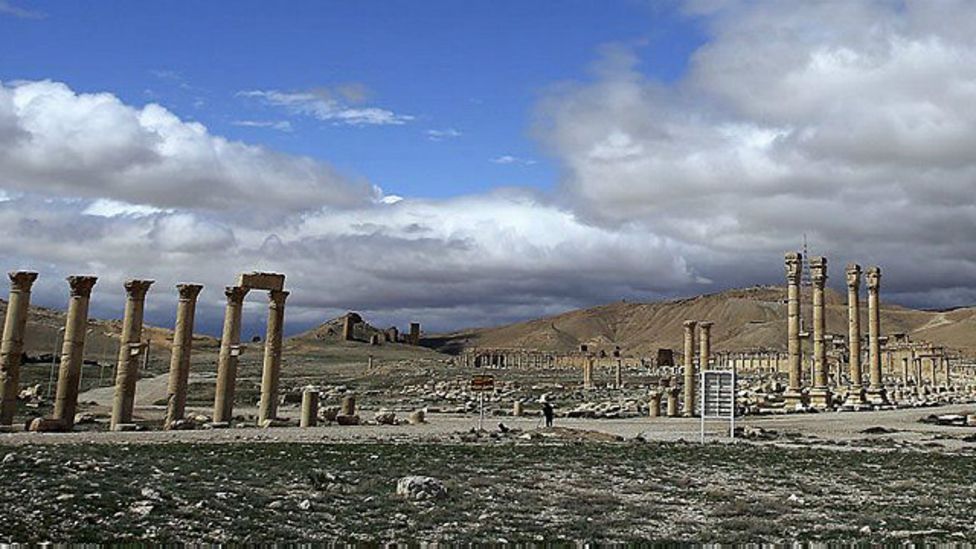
[700,369,736,442]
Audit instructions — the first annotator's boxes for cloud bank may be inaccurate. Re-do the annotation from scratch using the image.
[3,0,976,336]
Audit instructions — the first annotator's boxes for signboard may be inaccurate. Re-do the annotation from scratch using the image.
[700,369,736,442]
[470,374,495,392]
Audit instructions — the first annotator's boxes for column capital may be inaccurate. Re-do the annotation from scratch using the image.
[224,285,250,304]
[785,251,803,284]
[123,279,154,300]
[7,270,38,292]
[810,256,827,286]
[66,275,97,297]
[866,266,882,291]
[269,289,289,306]
[845,263,862,289]
[682,320,697,329]
[699,321,714,330]
[176,283,203,301]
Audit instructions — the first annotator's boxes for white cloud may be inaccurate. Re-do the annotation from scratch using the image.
[491,155,537,165]
[426,128,462,141]
[0,0,44,18]
[533,0,976,307]
[231,119,293,132]
[0,80,375,213]
[238,89,413,126]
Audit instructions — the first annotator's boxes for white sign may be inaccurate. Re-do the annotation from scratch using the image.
[700,369,736,442]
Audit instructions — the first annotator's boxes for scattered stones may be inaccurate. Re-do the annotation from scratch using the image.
[408,410,426,425]
[374,410,396,425]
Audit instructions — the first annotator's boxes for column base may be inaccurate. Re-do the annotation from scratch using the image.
[866,386,889,406]
[111,423,141,432]
[808,387,833,410]
[843,386,867,409]
[782,390,807,411]
[28,418,68,432]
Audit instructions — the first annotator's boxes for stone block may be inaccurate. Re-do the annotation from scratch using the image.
[236,272,285,291]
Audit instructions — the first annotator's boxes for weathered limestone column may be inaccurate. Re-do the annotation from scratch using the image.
[843,264,867,406]
[341,394,356,416]
[944,357,951,388]
[648,391,662,417]
[512,400,523,416]
[258,289,288,424]
[699,321,713,373]
[682,320,696,417]
[809,257,831,409]
[213,286,249,423]
[901,357,910,386]
[51,276,98,430]
[666,387,680,417]
[866,266,888,404]
[164,283,203,428]
[583,358,594,390]
[784,252,805,408]
[614,359,623,389]
[0,271,38,427]
[342,315,354,341]
[110,279,154,430]
[409,322,421,345]
[300,387,318,428]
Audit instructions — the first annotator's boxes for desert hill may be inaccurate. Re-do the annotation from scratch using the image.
[429,286,976,357]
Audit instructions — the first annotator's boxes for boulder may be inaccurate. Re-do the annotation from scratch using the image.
[374,410,396,425]
[396,476,447,500]
[408,409,426,424]
[335,414,360,426]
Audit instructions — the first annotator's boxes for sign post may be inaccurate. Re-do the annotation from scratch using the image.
[470,374,495,431]
[700,364,736,443]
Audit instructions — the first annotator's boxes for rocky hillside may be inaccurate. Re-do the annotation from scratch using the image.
[430,286,976,357]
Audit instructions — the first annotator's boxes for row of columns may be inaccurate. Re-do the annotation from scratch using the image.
[681,320,713,417]
[0,270,289,432]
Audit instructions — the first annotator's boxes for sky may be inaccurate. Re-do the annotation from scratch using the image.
[1,0,975,337]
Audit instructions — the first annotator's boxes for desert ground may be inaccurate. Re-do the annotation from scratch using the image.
[2,290,976,543]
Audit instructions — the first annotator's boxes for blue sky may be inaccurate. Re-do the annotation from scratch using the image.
[1,0,705,199]
[3,0,975,334]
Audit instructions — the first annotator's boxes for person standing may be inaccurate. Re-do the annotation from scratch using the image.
[540,395,554,428]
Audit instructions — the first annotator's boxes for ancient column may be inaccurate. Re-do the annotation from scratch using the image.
[51,276,98,429]
[699,321,713,373]
[409,322,421,345]
[944,357,951,388]
[843,264,866,406]
[0,271,38,427]
[341,394,356,416]
[666,387,680,417]
[213,286,249,424]
[614,359,623,389]
[784,252,805,408]
[682,320,696,417]
[648,391,662,417]
[300,387,318,428]
[258,289,288,424]
[583,358,594,389]
[164,283,202,428]
[901,357,910,386]
[809,257,831,409]
[110,279,154,430]
[342,315,354,341]
[866,266,888,404]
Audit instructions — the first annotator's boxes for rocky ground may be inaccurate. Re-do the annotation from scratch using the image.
[2,404,976,543]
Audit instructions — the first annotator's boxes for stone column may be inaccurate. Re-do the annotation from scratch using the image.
[341,394,356,416]
[901,357,910,386]
[784,252,805,408]
[513,400,523,416]
[342,315,354,341]
[614,359,623,389]
[300,387,318,428]
[843,264,866,406]
[944,357,951,388]
[699,321,713,373]
[52,276,98,429]
[583,358,594,390]
[682,320,696,417]
[0,271,38,427]
[164,283,202,428]
[110,279,154,430]
[213,286,249,424]
[666,387,680,417]
[648,391,662,417]
[809,257,831,409]
[866,266,888,404]
[409,322,421,345]
[258,289,288,424]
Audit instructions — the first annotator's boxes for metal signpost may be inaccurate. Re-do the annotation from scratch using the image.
[700,366,736,443]
[470,374,495,430]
